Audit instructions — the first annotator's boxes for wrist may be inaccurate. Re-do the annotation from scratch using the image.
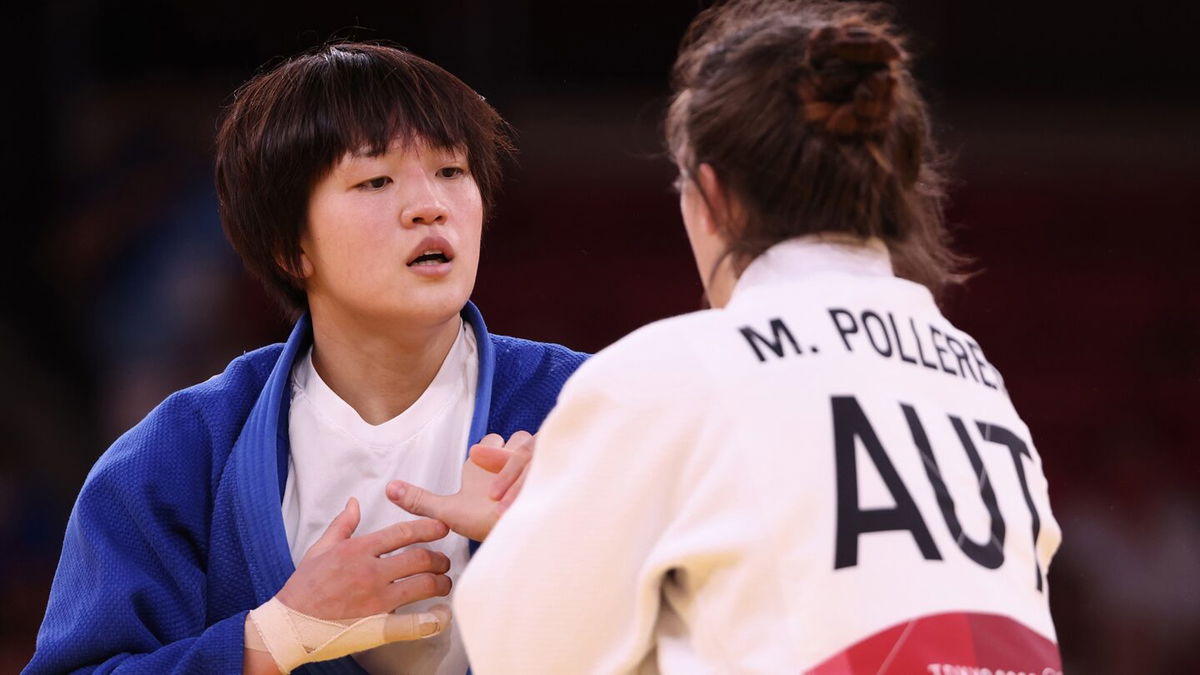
[244,612,281,675]
[244,596,448,674]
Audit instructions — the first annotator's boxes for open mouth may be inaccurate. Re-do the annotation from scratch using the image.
[406,236,456,270]
[408,250,452,266]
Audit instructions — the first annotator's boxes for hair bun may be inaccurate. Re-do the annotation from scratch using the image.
[800,22,902,137]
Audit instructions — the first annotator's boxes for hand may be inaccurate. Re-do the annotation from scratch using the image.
[471,432,535,514]
[386,432,535,541]
[276,497,452,620]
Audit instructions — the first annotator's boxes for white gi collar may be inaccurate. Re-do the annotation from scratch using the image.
[730,235,893,301]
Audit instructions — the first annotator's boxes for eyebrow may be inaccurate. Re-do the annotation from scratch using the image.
[341,138,469,167]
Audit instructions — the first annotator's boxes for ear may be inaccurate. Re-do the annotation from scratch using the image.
[297,247,314,279]
[695,163,742,235]
[275,247,314,281]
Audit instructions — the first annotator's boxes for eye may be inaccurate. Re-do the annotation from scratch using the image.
[437,166,466,179]
[357,176,392,190]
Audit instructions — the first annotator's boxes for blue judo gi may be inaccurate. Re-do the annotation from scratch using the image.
[27,302,587,674]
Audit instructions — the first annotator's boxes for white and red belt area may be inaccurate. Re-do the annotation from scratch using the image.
[807,611,1061,675]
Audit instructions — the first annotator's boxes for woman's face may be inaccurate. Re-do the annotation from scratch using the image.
[300,139,483,328]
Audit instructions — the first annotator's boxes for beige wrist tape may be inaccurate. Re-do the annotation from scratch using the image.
[245,597,449,674]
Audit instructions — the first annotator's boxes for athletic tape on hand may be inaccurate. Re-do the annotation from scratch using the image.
[245,597,448,674]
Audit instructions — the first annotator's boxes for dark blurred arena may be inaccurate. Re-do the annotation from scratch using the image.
[2,1,1198,672]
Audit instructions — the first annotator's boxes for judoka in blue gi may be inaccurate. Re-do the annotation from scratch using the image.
[27,42,585,675]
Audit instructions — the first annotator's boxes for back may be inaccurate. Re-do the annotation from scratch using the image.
[456,240,1061,674]
[678,243,1060,672]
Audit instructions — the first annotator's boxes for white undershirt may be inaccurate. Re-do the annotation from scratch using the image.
[283,319,477,675]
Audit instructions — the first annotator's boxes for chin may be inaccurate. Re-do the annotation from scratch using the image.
[387,289,472,326]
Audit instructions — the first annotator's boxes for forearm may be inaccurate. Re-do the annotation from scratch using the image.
[28,610,251,674]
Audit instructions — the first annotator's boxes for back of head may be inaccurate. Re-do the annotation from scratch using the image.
[667,0,965,298]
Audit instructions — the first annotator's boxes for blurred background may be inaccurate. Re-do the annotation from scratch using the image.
[2,0,1197,672]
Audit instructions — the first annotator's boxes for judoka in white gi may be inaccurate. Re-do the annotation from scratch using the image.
[391,1,1063,672]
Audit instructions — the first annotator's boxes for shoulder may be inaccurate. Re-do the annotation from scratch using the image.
[530,312,732,485]
[489,334,589,393]
[561,310,726,406]
[484,335,588,435]
[84,343,283,504]
[490,334,588,372]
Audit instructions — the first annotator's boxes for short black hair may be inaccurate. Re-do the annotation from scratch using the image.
[215,42,515,315]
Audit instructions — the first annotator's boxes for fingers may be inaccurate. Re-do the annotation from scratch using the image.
[490,433,535,500]
[467,432,510,473]
[469,444,512,473]
[386,480,457,524]
[306,497,361,559]
[383,605,452,642]
[362,518,449,556]
[499,466,528,513]
[506,430,533,448]
[383,572,453,609]
[468,431,528,475]
[378,546,450,581]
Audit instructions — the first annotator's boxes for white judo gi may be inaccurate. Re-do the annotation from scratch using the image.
[455,237,1062,674]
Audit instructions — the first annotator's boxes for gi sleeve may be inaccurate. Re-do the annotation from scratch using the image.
[454,329,721,674]
[25,394,248,674]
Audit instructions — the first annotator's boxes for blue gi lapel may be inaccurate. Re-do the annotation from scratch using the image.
[230,302,496,673]
[461,302,496,558]
[232,313,310,604]
[462,301,495,451]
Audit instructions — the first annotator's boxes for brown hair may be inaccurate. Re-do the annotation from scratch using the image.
[215,42,515,315]
[667,0,966,298]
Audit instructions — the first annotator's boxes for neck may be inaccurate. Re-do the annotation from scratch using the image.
[704,253,739,309]
[307,304,462,425]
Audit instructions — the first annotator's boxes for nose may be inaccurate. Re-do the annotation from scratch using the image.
[406,205,447,226]
[401,178,449,227]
